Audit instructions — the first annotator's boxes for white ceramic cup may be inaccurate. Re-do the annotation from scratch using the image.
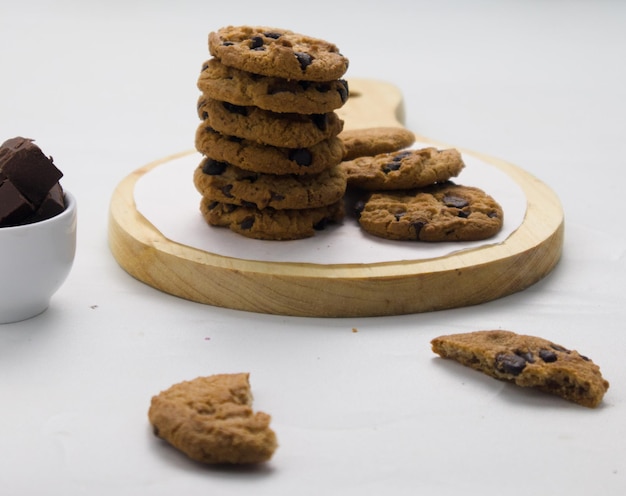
[0,191,77,324]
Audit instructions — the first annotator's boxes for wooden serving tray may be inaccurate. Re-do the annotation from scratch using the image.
[108,79,564,317]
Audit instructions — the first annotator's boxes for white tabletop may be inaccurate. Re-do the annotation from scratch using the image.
[1,1,625,495]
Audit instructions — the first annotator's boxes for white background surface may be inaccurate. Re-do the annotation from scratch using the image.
[1,1,625,495]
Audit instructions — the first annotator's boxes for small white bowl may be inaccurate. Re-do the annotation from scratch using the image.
[0,191,77,324]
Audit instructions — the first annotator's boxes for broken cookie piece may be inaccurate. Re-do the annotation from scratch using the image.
[431,330,609,408]
[148,373,277,464]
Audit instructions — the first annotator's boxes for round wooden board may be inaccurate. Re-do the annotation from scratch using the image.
[108,79,564,317]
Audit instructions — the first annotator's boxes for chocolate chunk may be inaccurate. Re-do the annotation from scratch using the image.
[0,173,34,226]
[288,148,312,167]
[495,353,527,375]
[0,137,63,205]
[22,183,65,224]
[294,52,313,70]
[202,158,228,175]
[539,349,558,363]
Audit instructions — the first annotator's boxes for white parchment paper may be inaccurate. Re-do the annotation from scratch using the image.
[134,142,526,264]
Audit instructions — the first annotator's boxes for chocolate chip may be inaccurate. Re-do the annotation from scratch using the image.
[222,41,234,47]
[488,211,499,218]
[222,101,248,116]
[393,150,411,161]
[294,52,313,71]
[457,211,470,218]
[268,81,293,95]
[315,83,329,93]
[412,221,425,239]
[200,111,208,120]
[495,353,527,375]
[551,344,571,353]
[220,185,234,198]
[288,148,312,166]
[249,36,264,49]
[539,349,558,363]
[240,216,255,230]
[241,200,257,209]
[337,79,349,103]
[202,158,228,175]
[263,32,282,39]
[207,201,219,210]
[311,114,328,131]
[443,195,469,209]
[382,162,402,174]
[270,191,285,202]
[394,211,406,221]
[515,350,535,363]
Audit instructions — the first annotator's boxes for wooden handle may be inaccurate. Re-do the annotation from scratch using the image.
[338,79,406,130]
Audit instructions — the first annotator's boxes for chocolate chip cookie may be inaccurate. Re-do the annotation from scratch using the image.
[194,159,347,210]
[209,26,349,82]
[197,58,349,114]
[195,125,345,176]
[197,95,344,148]
[148,373,277,464]
[431,330,610,408]
[339,127,416,161]
[355,182,503,241]
[343,147,465,191]
[200,198,344,240]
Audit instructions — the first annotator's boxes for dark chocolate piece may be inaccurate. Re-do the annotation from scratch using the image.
[23,183,65,224]
[0,137,63,205]
[0,172,35,226]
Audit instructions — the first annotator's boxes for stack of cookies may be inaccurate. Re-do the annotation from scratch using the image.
[194,25,350,240]
[342,146,504,242]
